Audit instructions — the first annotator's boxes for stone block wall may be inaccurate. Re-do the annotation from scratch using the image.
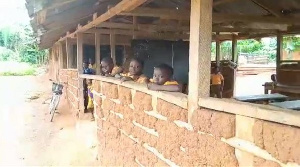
[93,81,238,166]
[59,69,80,116]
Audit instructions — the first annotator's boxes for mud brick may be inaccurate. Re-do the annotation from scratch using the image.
[119,86,132,105]
[133,91,152,111]
[102,82,118,99]
[157,99,187,122]
[191,109,235,138]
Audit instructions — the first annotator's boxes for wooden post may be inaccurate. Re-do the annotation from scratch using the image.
[232,34,238,62]
[232,34,238,96]
[58,42,64,69]
[133,16,137,39]
[110,31,116,65]
[66,38,73,68]
[276,33,283,72]
[188,0,213,122]
[216,32,221,65]
[77,32,84,116]
[77,33,84,74]
[95,33,101,74]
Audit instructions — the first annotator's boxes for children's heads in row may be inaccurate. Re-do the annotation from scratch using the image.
[100,57,144,76]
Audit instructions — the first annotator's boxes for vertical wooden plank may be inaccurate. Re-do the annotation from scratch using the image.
[188,0,213,122]
[77,32,84,116]
[235,115,255,166]
[232,34,238,62]
[133,16,137,39]
[110,31,116,65]
[276,33,283,73]
[66,38,73,69]
[77,33,84,73]
[216,32,221,65]
[58,42,64,69]
[232,34,238,96]
[95,33,101,75]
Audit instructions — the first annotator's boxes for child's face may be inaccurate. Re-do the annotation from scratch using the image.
[129,60,143,75]
[153,68,170,85]
[101,61,113,74]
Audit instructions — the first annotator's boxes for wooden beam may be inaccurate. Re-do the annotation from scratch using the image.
[57,0,147,43]
[120,7,300,25]
[232,34,238,97]
[188,0,213,122]
[86,28,190,40]
[250,0,282,17]
[216,32,221,63]
[95,33,101,75]
[214,0,238,6]
[66,38,73,68]
[58,42,64,69]
[110,32,116,65]
[133,16,137,39]
[276,33,283,73]
[232,34,238,62]
[77,33,84,74]
[97,22,190,32]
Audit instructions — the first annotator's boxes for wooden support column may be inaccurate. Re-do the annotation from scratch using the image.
[188,0,213,122]
[216,32,221,65]
[77,32,84,115]
[66,38,73,68]
[77,33,84,73]
[232,34,238,96]
[276,33,283,72]
[133,16,137,39]
[95,33,101,75]
[58,42,64,69]
[232,34,238,62]
[110,32,116,65]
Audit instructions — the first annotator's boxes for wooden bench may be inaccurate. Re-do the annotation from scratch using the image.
[234,93,288,103]
[270,100,300,110]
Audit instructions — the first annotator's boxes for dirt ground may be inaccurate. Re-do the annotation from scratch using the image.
[0,75,99,166]
[0,71,272,166]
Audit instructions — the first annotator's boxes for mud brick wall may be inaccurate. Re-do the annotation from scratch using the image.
[59,69,79,116]
[252,120,300,166]
[93,81,238,166]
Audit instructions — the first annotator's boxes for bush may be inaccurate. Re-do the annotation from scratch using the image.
[0,61,36,76]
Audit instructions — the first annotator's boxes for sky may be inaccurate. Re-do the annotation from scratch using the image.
[0,0,30,27]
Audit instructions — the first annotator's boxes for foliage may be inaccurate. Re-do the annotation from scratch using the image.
[0,68,36,76]
[211,36,300,61]
[0,24,48,64]
[0,61,36,76]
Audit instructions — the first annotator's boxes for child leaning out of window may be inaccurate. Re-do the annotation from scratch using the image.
[100,57,123,77]
[147,64,182,92]
[120,58,148,84]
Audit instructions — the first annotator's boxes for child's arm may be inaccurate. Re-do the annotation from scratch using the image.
[111,67,123,76]
[120,76,133,83]
[147,83,182,92]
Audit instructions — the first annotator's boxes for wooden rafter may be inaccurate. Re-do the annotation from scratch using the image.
[57,0,148,43]
[250,0,283,17]
[119,7,300,25]
[96,21,283,33]
[214,0,238,6]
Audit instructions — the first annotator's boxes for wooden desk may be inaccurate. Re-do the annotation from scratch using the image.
[270,100,300,110]
[235,93,288,103]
